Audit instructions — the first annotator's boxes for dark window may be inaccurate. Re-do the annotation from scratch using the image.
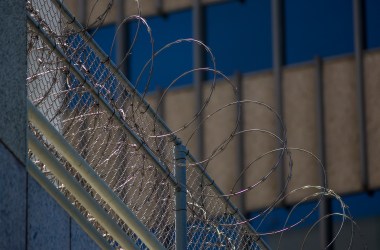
[91,24,117,61]
[128,11,193,92]
[365,0,380,49]
[284,0,354,64]
[205,0,272,79]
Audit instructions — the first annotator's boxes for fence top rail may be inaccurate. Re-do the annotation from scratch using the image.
[27,0,270,248]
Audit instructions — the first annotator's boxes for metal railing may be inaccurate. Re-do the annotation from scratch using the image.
[26,0,269,248]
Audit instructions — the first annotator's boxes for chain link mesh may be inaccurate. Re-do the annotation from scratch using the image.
[26,0,265,249]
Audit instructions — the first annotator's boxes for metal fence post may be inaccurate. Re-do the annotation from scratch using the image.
[193,0,205,162]
[315,56,334,250]
[175,140,187,250]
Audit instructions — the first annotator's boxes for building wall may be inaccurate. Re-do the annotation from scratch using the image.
[28,173,100,250]
[0,1,100,248]
[64,0,227,25]
[0,0,28,247]
[0,127,100,250]
[365,51,380,190]
[148,49,380,211]
[41,0,380,248]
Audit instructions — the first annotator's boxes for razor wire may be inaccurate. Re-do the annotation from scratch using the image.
[25,0,365,249]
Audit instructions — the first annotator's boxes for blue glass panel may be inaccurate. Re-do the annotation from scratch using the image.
[284,0,354,64]
[91,24,117,61]
[249,190,380,232]
[205,0,272,79]
[128,11,193,92]
[249,202,320,232]
[331,191,380,219]
[365,0,380,49]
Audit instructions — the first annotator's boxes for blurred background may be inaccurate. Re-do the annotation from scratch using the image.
[64,0,380,248]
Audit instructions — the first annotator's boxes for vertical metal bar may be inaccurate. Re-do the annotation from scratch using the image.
[193,0,207,211]
[271,0,285,200]
[115,0,129,76]
[114,0,129,205]
[353,0,369,191]
[235,71,246,214]
[315,56,334,250]
[77,0,87,26]
[193,0,205,161]
[156,86,166,120]
[76,0,89,161]
[156,0,164,16]
[175,140,187,250]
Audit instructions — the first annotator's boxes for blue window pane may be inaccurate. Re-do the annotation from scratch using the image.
[365,0,380,49]
[249,202,319,233]
[248,190,380,234]
[205,0,272,79]
[128,11,193,92]
[284,0,354,64]
[91,24,117,62]
[331,191,380,219]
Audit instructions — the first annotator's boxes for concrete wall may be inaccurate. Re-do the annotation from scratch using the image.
[323,56,362,194]
[0,133,101,250]
[28,175,100,250]
[364,51,380,190]
[0,0,27,163]
[282,64,320,203]
[1,142,101,250]
[242,72,279,210]
[0,1,100,248]
[64,0,227,25]
[0,0,27,248]
[0,143,27,249]
[148,50,380,210]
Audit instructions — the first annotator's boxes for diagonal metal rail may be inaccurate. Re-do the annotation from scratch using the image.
[28,99,166,250]
[27,0,270,248]
[26,159,113,250]
[26,12,177,188]
[28,130,139,250]
[42,4,270,247]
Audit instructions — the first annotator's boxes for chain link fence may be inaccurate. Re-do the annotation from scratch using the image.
[26,0,268,249]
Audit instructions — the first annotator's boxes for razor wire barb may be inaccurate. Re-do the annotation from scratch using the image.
[25,0,365,249]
